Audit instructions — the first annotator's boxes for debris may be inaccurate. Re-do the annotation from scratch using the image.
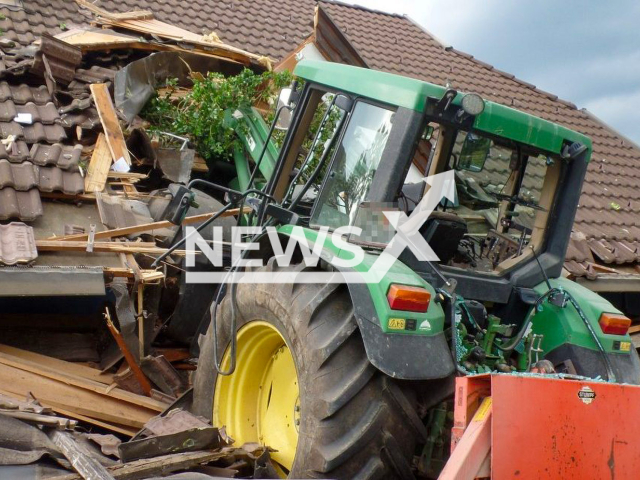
[50,430,115,480]
[0,410,77,430]
[53,207,246,242]
[34,239,190,255]
[0,414,64,466]
[112,157,130,173]
[0,346,166,432]
[105,308,153,396]
[0,222,37,265]
[143,410,211,438]
[118,427,225,463]
[140,356,185,398]
[85,133,111,193]
[48,450,232,480]
[84,434,121,459]
[91,83,131,166]
[96,192,154,230]
[156,147,195,184]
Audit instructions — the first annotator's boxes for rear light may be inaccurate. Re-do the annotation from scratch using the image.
[599,313,631,335]
[387,284,431,313]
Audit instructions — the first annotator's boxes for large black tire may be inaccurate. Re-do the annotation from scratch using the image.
[193,260,426,479]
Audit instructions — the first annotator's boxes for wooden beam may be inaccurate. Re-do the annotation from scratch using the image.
[0,351,165,411]
[84,133,111,193]
[91,83,131,166]
[0,345,114,385]
[35,240,190,256]
[0,364,159,428]
[105,308,152,396]
[39,402,137,437]
[53,207,245,242]
[103,267,164,283]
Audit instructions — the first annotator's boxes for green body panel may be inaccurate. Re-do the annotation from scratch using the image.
[276,225,445,337]
[223,107,278,191]
[293,60,592,157]
[231,144,251,192]
[530,277,632,355]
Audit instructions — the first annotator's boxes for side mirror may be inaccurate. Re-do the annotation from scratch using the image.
[458,132,491,172]
[275,88,293,130]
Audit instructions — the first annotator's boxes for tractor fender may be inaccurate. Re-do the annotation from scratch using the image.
[256,231,455,381]
[346,280,455,380]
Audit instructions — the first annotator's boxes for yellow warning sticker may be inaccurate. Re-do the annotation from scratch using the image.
[620,341,631,352]
[473,397,492,422]
[388,318,406,330]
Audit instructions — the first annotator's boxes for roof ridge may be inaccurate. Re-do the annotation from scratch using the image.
[581,108,640,153]
[317,0,405,18]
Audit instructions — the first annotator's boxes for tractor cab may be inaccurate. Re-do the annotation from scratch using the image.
[272,60,590,303]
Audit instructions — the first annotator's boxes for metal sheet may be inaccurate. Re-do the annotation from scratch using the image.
[0,265,105,296]
[492,374,640,479]
[118,428,223,463]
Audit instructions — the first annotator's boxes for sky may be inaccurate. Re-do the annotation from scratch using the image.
[341,0,640,144]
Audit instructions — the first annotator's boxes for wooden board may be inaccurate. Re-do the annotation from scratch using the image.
[0,344,114,385]
[35,240,189,256]
[91,83,131,166]
[53,207,246,242]
[85,133,112,192]
[0,364,157,428]
[0,350,165,411]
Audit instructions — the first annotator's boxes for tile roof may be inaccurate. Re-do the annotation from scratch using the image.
[0,159,83,194]
[0,188,42,221]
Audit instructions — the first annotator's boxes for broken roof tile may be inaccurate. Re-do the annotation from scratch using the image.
[0,222,37,265]
[0,160,38,190]
[36,166,84,195]
[29,143,82,171]
[73,65,117,84]
[58,108,101,129]
[96,192,153,230]
[0,188,42,221]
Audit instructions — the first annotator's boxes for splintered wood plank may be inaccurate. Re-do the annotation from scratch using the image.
[0,344,114,385]
[85,133,111,192]
[0,351,166,411]
[34,240,189,256]
[0,365,157,428]
[91,83,131,166]
[52,207,246,241]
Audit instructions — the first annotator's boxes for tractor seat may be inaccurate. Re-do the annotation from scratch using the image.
[419,210,468,264]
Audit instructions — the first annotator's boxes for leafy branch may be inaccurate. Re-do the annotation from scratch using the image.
[142,68,292,161]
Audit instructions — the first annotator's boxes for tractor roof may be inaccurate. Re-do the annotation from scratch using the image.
[294,60,591,158]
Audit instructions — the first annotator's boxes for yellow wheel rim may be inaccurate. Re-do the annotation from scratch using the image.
[214,321,299,473]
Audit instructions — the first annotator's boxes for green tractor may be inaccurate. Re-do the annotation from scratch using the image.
[178,60,640,478]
